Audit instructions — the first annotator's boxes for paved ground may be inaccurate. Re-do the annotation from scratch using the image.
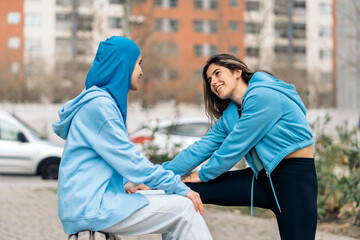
[0,176,358,240]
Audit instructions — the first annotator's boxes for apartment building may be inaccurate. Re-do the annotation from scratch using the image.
[244,0,335,107]
[0,0,24,102]
[23,0,126,102]
[131,0,245,103]
[336,0,360,109]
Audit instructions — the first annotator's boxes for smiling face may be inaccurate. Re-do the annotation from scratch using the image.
[130,54,143,91]
[206,63,244,101]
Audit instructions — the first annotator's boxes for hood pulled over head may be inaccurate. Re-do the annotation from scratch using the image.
[85,36,140,122]
[53,36,140,140]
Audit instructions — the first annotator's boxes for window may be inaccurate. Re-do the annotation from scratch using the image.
[194,44,217,57]
[110,0,125,4]
[194,45,203,56]
[7,12,21,24]
[155,0,178,7]
[210,45,217,55]
[274,0,287,15]
[293,1,306,16]
[56,13,71,30]
[319,49,332,59]
[154,18,178,32]
[79,15,93,31]
[319,3,332,15]
[229,21,239,31]
[275,22,287,38]
[246,1,260,11]
[194,20,202,32]
[293,23,306,39]
[8,37,20,49]
[108,17,122,28]
[194,0,203,9]
[169,0,178,7]
[229,0,238,7]
[169,19,178,31]
[246,47,259,57]
[0,120,21,141]
[154,0,162,7]
[9,63,20,74]
[25,14,41,26]
[319,26,332,37]
[194,0,217,9]
[56,0,71,5]
[229,46,239,55]
[25,38,41,52]
[194,20,218,33]
[210,0,218,9]
[79,0,94,7]
[246,22,261,34]
[294,46,306,61]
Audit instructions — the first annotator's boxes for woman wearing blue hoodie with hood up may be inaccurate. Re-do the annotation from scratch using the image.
[133,54,318,239]
[53,36,212,240]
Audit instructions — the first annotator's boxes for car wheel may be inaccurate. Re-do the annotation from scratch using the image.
[40,159,59,180]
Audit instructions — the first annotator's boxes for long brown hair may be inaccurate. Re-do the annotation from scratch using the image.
[202,54,256,123]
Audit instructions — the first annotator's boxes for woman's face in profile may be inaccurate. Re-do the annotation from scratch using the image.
[130,54,143,91]
[206,63,242,100]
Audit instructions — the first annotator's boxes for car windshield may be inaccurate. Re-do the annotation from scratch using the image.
[12,114,46,140]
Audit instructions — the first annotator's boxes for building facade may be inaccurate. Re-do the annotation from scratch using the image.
[22,0,126,102]
[336,0,360,109]
[131,0,245,103]
[0,0,24,102]
[244,0,335,107]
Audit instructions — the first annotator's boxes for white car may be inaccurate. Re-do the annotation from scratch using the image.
[129,117,211,169]
[0,108,63,179]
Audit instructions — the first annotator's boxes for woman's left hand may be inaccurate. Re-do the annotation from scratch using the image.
[183,172,203,183]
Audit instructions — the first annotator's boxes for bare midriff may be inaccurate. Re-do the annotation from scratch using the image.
[284,145,314,159]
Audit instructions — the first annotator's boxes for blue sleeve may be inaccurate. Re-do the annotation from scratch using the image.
[89,101,190,196]
[198,88,283,182]
[162,115,229,176]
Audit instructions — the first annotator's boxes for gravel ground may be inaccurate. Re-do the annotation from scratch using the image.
[0,175,357,240]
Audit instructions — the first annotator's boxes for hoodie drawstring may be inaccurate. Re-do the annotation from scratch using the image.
[268,173,282,213]
[251,173,255,216]
[250,172,282,216]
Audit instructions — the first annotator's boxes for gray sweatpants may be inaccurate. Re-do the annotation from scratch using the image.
[102,192,212,240]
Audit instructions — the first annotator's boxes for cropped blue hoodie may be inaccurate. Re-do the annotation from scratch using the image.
[53,37,189,234]
[163,71,314,214]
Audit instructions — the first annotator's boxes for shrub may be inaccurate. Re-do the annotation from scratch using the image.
[312,115,360,225]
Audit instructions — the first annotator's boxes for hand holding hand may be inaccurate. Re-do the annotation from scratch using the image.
[182,172,203,183]
[125,184,151,194]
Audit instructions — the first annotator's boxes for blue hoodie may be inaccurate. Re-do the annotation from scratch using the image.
[163,71,314,213]
[53,37,189,234]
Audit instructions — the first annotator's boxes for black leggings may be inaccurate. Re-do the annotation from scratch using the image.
[186,158,318,240]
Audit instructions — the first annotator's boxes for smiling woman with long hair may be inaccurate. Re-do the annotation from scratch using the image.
[134,53,318,240]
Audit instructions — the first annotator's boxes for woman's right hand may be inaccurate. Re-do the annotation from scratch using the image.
[185,189,205,217]
[126,184,151,194]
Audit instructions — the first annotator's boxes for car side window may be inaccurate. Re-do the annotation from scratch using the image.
[167,123,210,137]
[0,119,21,141]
